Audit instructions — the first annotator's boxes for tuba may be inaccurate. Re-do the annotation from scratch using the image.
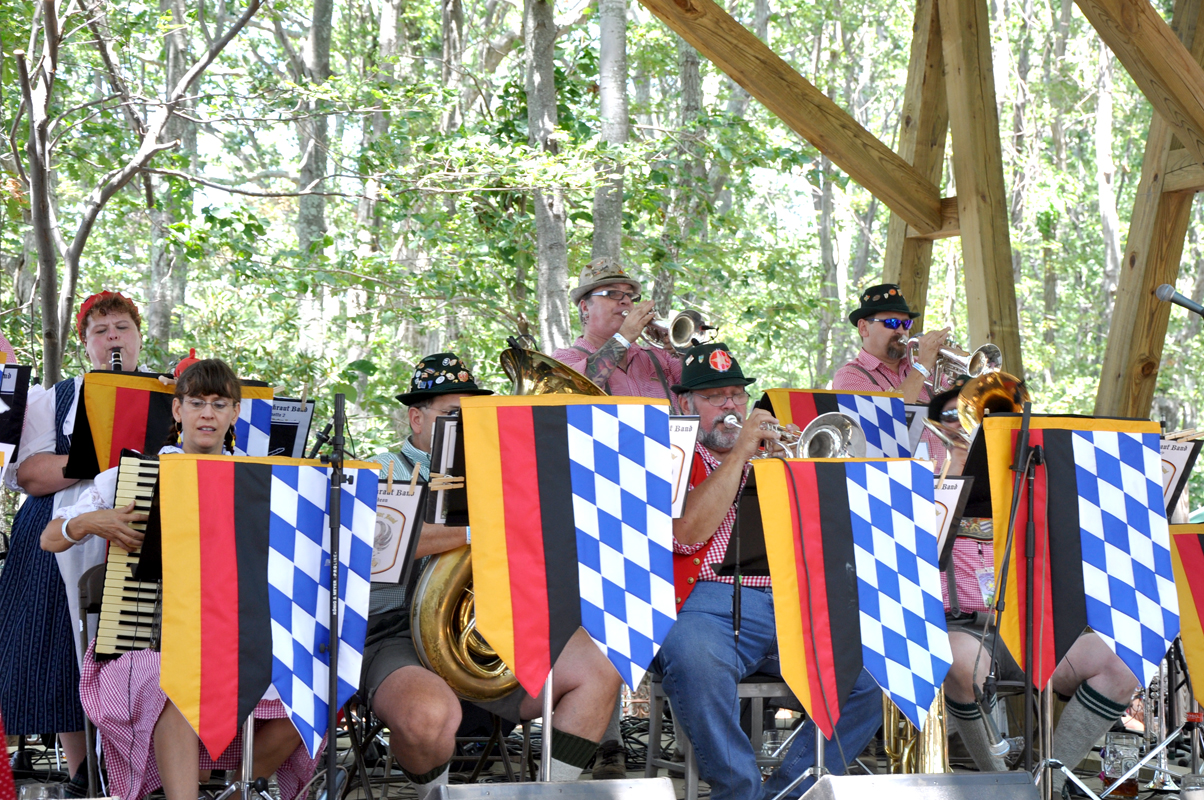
[956,371,1030,432]
[409,340,605,701]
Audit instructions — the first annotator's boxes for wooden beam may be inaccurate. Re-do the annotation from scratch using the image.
[1162,146,1204,191]
[939,0,1024,378]
[1075,0,1204,167]
[1095,0,1203,417]
[905,197,961,240]
[883,0,950,327]
[636,0,945,234]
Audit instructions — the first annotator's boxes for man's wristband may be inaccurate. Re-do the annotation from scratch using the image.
[912,362,932,379]
[465,525,472,545]
[612,332,632,349]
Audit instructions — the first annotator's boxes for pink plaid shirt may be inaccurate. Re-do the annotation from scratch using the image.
[553,338,682,402]
[673,444,771,587]
[941,534,993,613]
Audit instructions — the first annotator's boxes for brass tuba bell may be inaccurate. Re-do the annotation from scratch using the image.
[409,339,605,701]
[956,371,1031,432]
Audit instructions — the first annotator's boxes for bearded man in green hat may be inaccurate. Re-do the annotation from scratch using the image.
[359,353,622,798]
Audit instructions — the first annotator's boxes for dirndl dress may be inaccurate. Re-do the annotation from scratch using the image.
[0,379,86,733]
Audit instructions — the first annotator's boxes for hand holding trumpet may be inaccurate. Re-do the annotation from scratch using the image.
[911,326,952,371]
[619,300,657,344]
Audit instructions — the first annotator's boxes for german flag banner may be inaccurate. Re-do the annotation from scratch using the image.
[66,372,175,478]
[981,416,1178,690]
[760,389,912,457]
[1169,525,1204,687]
[461,396,676,695]
[753,457,951,734]
[65,373,276,479]
[159,454,378,759]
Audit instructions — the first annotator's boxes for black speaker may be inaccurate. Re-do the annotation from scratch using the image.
[432,778,676,799]
[802,772,1039,800]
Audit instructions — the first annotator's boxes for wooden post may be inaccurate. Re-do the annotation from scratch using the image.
[883,0,949,328]
[1095,0,1203,418]
[938,0,1024,378]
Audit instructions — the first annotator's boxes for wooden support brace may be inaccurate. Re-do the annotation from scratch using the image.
[1095,0,1203,417]
[636,0,946,235]
[1075,0,1204,167]
[883,0,951,326]
[938,0,1024,378]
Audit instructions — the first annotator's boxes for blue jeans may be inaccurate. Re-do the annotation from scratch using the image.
[653,581,883,800]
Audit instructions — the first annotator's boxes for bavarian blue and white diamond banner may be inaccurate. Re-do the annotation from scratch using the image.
[847,459,952,730]
[1071,430,1178,688]
[566,403,676,690]
[267,462,377,756]
[836,393,912,458]
[234,387,274,457]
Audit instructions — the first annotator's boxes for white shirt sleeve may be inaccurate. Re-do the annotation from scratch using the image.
[55,466,118,525]
[6,383,53,492]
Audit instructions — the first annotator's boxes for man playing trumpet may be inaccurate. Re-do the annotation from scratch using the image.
[553,258,682,407]
[833,283,950,405]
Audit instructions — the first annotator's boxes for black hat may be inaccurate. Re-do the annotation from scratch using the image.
[395,353,494,405]
[670,343,755,393]
[927,373,972,422]
[848,283,919,326]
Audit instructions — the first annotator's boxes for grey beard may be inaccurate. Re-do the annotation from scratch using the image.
[698,419,740,451]
[885,338,906,360]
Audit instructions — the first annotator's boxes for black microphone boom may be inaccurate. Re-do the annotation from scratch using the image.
[1155,284,1204,317]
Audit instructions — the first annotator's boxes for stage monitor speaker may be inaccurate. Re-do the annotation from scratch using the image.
[431,778,676,799]
[802,772,1038,800]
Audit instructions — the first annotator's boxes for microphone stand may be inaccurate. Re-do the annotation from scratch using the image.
[322,396,347,797]
[308,423,333,460]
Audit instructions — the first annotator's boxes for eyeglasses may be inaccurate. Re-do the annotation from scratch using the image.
[939,409,961,423]
[591,289,641,303]
[695,390,750,407]
[183,398,232,412]
[867,317,913,331]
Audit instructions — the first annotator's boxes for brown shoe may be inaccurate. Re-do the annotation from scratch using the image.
[591,740,627,780]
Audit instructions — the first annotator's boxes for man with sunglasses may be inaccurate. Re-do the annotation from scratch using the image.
[653,343,884,800]
[553,258,682,408]
[833,283,950,405]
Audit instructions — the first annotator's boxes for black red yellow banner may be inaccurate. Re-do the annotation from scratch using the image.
[1170,525,1204,687]
[66,372,175,479]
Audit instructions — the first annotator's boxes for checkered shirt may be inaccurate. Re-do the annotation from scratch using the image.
[567,403,676,689]
[847,459,952,730]
[553,338,683,402]
[1073,430,1179,688]
[832,349,933,403]
[941,535,992,614]
[673,443,769,587]
[267,463,378,757]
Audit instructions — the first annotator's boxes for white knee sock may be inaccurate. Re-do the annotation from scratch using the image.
[403,762,449,800]
[947,697,1006,772]
[1050,683,1128,797]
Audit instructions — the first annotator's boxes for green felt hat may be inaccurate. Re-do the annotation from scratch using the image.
[670,343,755,393]
[928,373,972,421]
[848,283,919,326]
[395,352,493,405]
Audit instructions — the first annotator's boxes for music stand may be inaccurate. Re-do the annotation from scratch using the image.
[426,415,469,527]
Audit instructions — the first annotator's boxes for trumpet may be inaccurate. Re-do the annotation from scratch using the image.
[921,417,972,451]
[628,309,715,353]
[906,336,1002,390]
[723,414,803,458]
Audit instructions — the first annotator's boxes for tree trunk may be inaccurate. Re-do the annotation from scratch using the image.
[146,0,194,355]
[525,0,570,352]
[295,0,333,256]
[591,0,628,262]
[441,0,465,132]
[815,156,839,382]
[1096,42,1122,320]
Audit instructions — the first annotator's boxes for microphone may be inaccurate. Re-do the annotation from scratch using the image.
[975,680,1010,757]
[1155,284,1204,317]
[110,349,122,372]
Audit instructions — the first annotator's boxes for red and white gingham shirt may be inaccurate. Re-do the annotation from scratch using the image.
[553,338,682,402]
[673,443,772,587]
[941,534,993,613]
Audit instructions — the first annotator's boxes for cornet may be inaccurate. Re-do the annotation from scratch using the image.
[723,414,803,458]
[626,309,715,353]
[906,336,1002,390]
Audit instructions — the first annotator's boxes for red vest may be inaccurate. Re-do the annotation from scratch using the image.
[672,452,722,612]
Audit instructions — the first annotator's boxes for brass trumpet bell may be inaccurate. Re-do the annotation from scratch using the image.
[957,371,1031,432]
[799,412,867,459]
[643,309,715,353]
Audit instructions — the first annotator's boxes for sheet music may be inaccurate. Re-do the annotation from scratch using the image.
[269,397,316,458]
[934,475,973,569]
[669,416,700,519]
[373,483,423,584]
[1160,437,1200,514]
[432,418,458,525]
